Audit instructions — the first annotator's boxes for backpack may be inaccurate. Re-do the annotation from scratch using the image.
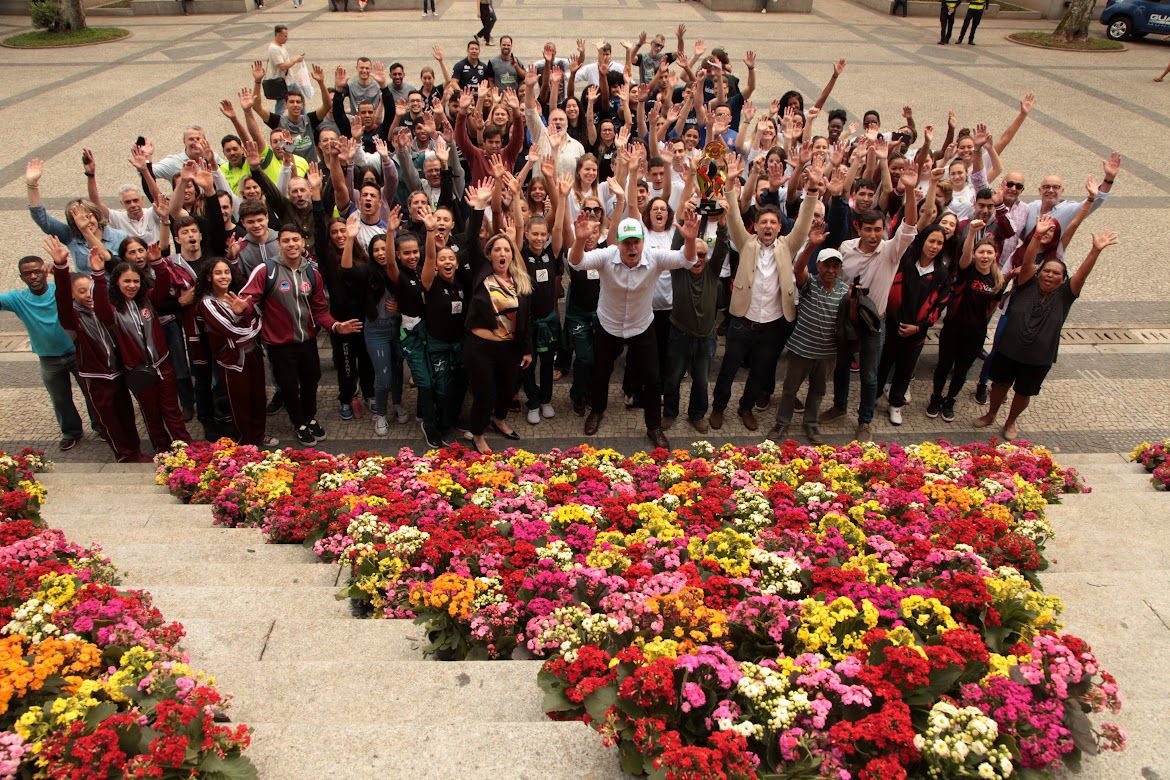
[260,258,322,299]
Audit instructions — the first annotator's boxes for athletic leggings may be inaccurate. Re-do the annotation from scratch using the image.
[421,0,434,10]
[932,322,987,401]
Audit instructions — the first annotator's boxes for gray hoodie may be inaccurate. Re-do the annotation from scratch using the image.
[238,229,281,277]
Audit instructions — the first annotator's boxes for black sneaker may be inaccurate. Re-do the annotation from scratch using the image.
[420,422,443,449]
[307,419,326,441]
[572,397,587,416]
[58,435,80,452]
[974,384,989,406]
[295,426,316,446]
[266,392,284,416]
[926,394,943,419]
[941,397,956,423]
[794,398,805,413]
[440,430,458,446]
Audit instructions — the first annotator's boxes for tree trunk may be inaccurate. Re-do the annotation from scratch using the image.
[1053,0,1097,40]
[62,0,86,31]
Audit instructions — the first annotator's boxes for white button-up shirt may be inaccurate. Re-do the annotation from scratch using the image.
[745,242,782,324]
[573,245,694,338]
[840,222,918,317]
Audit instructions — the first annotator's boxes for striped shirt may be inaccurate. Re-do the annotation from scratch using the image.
[787,277,849,360]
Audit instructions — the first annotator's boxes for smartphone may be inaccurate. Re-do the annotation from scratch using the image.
[135,136,146,147]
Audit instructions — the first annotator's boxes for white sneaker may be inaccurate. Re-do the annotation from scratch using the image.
[393,404,408,424]
[904,389,912,404]
[374,414,389,436]
[261,435,280,447]
[541,403,555,419]
[888,405,903,426]
[527,408,541,425]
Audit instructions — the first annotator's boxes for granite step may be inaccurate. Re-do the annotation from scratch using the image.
[141,585,352,621]
[119,561,340,588]
[178,618,426,668]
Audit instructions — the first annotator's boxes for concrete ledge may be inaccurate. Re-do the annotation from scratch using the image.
[702,0,814,13]
[131,0,252,14]
[849,0,1043,18]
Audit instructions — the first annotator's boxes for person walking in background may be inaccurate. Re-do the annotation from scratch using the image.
[939,0,959,44]
[1155,62,1170,82]
[476,0,497,46]
[956,0,985,44]
[421,0,435,16]
[891,0,908,17]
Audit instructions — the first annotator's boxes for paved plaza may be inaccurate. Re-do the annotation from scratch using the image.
[1,0,1168,455]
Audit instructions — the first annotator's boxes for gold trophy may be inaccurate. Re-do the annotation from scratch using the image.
[695,141,729,217]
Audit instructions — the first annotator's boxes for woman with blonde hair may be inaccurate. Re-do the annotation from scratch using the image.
[461,231,533,453]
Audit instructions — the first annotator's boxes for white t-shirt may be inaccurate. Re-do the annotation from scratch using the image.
[574,61,625,87]
[646,228,676,312]
[266,42,290,83]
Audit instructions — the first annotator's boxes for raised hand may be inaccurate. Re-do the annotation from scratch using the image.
[724,151,744,183]
[1034,214,1056,240]
[311,63,325,85]
[43,235,70,266]
[373,136,390,160]
[433,45,444,62]
[899,161,922,190]
[677,207,700,241]
[345,212,361,240]
[224,291,250,315]
[947,109,957,130]
[744,50,756,70]
[306,161,323,191]
[373,60,388,88]
[251,60,265,82]
[81,148,96,176]
[238,86,256,111]
[573,210,597,240]
[25,158,43,186]
[1021,92,1035,114]
[606,176,624,200]
[432,135,450,164]
[557,173,573,198]
[1091,229,1118,251]
[468,177,495,209]
[219,99,237,120]
[180,159,199,182]
[808,217,826,247]
[335,65,348,91]
[833,58,846,77]
[88,245,107,274]
[969,218,986,232]
[244,139,262,168]
[387,204,402,233]
[1102,151,1122,180]
[1085,174,1099,200]
[972,122,990,149]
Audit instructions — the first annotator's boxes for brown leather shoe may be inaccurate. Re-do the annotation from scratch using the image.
[689,417,709,434]
[662,416,676,430]
[647,427,670,449]
[709,410,724,430]
[819,407,846,424]
[738,408,759,431]
[584,411,603,436]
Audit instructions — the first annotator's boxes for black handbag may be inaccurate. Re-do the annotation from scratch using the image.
[262,77,288,101]
[125,364,158,395]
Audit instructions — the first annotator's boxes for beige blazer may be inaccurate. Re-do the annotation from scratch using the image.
[727,193,817,322]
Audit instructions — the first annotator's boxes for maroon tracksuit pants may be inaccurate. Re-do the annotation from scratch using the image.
[132,361,192,452]
[224,350,267,446]
[81,376,144,463]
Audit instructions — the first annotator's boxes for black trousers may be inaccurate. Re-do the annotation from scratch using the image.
[591,326,662,431]
[267,340,322,428]
[940,4,956,41]
[476,2,496,41]
[876,321,926,408]
[891,0,908,15]
[932,323,985,401]
[463,333,522,435]
[331,331,374,406]
[958,8,983,40]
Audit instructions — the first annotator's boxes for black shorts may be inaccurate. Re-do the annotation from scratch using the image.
[988,352,1051,397]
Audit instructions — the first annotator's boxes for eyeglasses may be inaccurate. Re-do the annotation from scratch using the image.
[1039,184,1062,192]
[1004,181,1025,190]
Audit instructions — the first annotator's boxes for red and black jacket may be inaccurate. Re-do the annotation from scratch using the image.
[52,263,121,381]
[885,253,951,336]
[93,258,173,371]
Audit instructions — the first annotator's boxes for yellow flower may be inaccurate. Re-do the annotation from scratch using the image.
[899,596,960,638]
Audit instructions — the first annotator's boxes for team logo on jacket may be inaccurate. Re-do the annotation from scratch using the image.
[279,280,291,292]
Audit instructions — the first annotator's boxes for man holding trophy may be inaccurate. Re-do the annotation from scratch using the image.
[709,150,823,432]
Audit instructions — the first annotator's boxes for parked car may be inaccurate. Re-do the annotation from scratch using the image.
[1100,0,1170,40]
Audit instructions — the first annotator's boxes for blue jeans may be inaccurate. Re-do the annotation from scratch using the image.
[831,320,885,424]
[163,320,194,412]
[712,317,793,414]
[662,326,716,421]
[39,354,85,439]
[363,317,404,416]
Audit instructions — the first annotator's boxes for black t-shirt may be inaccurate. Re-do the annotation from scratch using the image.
[523,243,563,318]
[395,266,426,319]
[567,240,605,312]
[453,58,493,88]
[945,263,1000,331]
[997,275,1077,366]
[424,275,467,343]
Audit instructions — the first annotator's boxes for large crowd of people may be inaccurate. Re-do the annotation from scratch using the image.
[4,21,1122,460]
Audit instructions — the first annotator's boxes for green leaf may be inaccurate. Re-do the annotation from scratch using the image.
[583,685,617,725]
[618,740,647,776]
[198,753,261,780]
[83,701,119,728]
[1064,698,1099,756]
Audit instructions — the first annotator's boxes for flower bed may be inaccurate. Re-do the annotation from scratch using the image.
[1130,439,1170,491]
[157,438,1124,778]
[0,450,255,779]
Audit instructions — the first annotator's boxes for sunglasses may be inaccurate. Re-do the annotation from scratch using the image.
[1004,181,1025,190]
[582,205,603,213]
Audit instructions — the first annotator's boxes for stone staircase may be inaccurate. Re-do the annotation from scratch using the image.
[39,463,622,780]
[37,456,1166,779]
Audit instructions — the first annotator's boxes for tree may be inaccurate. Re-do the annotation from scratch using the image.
[1053,0,1097,40]
[29,0,85,31]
